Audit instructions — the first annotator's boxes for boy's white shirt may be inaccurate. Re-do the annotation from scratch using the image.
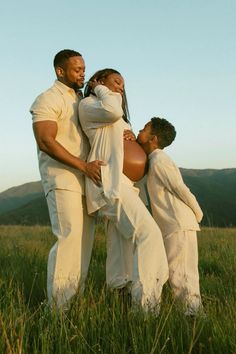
[79,85,131,214]
[147,149,203,237]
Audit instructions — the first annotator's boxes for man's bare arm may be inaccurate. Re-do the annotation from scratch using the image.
[33,120,105,184]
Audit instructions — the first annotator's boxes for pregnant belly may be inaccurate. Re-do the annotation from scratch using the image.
[123,140,147,182]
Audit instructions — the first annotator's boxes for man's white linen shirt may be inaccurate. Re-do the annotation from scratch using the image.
[30,80,89,195]
[79,85,130,215]
[147,149,203,237]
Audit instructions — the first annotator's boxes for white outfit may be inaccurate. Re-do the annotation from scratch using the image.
[147,148,203,313]
[79,85,168,310]
[30,80,95,307]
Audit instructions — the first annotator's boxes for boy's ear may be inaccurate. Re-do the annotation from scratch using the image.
[150,135,158,147]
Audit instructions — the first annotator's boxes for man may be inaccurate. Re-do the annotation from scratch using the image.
[30,49,104,308]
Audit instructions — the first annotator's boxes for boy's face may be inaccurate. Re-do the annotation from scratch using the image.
[137,122,153,145]
[137,122,155,154]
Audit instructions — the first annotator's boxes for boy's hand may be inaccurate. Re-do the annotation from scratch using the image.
[123,130,136,141]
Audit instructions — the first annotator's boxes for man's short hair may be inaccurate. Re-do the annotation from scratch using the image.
[53,49,82,69]
[150,117,176,149]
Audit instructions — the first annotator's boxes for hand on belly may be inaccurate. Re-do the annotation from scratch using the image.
[123,140,147,182]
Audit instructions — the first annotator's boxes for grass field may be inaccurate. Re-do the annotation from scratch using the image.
[0,225,235,354]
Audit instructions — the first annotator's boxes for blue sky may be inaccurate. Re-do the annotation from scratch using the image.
[0,0,235,192]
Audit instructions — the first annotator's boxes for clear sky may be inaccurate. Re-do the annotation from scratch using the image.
[0,0,235,192]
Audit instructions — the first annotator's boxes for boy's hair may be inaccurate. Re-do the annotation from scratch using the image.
[150,117,176,149]
[53,49,82,69]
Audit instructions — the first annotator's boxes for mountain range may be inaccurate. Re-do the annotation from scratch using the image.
[0,168,236,227]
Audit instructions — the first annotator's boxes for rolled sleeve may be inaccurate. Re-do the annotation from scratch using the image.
[30,91,61,123]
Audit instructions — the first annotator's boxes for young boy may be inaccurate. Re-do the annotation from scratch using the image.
[137,117,203,315]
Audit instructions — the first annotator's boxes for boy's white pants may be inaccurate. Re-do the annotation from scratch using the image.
[46,189,95,308]
[164,230,202,312]
[101,177,169,310]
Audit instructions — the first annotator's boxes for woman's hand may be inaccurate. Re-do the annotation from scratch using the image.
[89,78,104,91]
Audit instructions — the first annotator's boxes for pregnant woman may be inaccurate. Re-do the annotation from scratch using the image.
[79,68,168,312]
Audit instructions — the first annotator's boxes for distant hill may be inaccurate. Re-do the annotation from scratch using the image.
[0,196,50,225]
[0,168,236,227]
[0,181,43,215]
[0,181,49,225]
[180,168,236,227]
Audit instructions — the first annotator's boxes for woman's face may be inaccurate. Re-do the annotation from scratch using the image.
[102,73,124,95]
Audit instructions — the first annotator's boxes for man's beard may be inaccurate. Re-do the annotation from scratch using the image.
[73,82,84,90]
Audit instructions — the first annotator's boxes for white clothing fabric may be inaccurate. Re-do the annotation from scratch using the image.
[106,220,134,289]
[135,176,151,209]
[102,178,168,309]
[147,149,203,237]
[163,230,201,313]
[79,85,124,214]
[79,86,169,309]
[104,174,142,289]
[30,80,89,196]
[46,190,95,307]
[30,81,94,307]
[147,149,202,312]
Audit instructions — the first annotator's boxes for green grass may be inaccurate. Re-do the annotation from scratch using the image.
[0,225,235,353]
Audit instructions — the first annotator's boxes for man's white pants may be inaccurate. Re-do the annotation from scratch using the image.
[46,189,95,308]
[101,178,169,310]
[164,230,202,312]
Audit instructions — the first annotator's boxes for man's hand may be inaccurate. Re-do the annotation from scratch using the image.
[84,160,106,184]
[123,129,136,141]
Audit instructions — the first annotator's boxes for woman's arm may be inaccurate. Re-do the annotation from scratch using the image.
[79,85,123,126]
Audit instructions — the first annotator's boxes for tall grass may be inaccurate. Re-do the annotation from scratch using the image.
[0,225,235,353]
